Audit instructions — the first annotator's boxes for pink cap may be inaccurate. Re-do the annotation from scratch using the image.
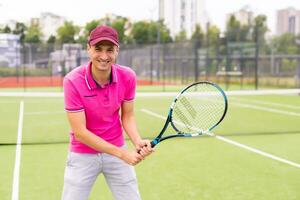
[88,25,119,46]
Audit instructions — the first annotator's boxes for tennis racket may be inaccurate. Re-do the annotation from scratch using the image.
[149,81,228,148]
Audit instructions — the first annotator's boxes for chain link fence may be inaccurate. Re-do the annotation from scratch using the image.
[1,38,300,91]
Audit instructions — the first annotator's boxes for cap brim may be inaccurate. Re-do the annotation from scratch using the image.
[89,37,119,46]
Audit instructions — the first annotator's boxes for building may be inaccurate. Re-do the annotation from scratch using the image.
[226,6,254,26]
[31,12,66,41]
[0,33,21,67]
[159,0,208,39]
[276,7,300,36]
[2,20,17,31]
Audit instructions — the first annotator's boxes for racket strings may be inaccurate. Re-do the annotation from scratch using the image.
[172,83,226,134]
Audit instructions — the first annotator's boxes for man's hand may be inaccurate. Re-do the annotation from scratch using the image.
[119,148,144,166]
[135,139,155,158]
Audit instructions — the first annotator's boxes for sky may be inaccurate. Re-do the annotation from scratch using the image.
[0,0,300,34]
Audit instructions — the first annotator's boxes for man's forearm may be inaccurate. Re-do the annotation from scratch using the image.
[122,114,141,146]
[74,129,123,158]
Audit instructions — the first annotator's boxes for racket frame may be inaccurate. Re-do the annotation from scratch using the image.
[150,81,228,147]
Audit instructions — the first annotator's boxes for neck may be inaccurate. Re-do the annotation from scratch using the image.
[91,65,111,86]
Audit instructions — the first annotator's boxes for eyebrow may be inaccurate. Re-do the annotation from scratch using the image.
[94,44,114,49]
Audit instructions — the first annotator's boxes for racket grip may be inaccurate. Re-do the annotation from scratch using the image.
[137,140,157,154]
[150,140,157,148]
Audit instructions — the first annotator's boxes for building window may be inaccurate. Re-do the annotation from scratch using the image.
[288,16,296,34]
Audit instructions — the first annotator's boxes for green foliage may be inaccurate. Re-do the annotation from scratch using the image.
[76,19,100,45]
[111,17,130,44]
[12,22,27,43]
[175,30,187,42]
[281,59,297,71]
[85,20,101,35]
[47,35,56,44]
[191,24,204,43]
[207,25,221,48]
[131,20,172,44]
[57,21,80,44]
[226,15,241,42]
[0,25,12,33]
[240,25,251,41]
[24,24,43,43]
[130,21,149,44]
[158,20,172,43]
[253,14,268,44]
[271,33,298,54]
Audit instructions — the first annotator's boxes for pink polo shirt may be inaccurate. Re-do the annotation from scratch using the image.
[63,62,136,153]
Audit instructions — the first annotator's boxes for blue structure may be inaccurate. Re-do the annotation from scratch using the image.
[0,33,21,67]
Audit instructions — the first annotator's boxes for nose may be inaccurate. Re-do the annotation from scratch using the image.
[98,51,109,61]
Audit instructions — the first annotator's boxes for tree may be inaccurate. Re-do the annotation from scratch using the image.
[111,17,130,44]
[225,15,241,42]
[240,24,251,41]
[47,35,56,44]
[191,24,204,43]
[175,30,187,42]
[12,22,27,43]
[2,25,12,33]
[85,20,101,35]
[130,20,171,44]
[130,21,149,44]
[76,19,101,44]
[158,20,172,43]
[207,25,221,49]
[57,21,80,44]
[252,14,268,44]
[271,33,297,54]
[24,24,43,43]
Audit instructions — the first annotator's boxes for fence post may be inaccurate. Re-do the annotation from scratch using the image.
[150,46,153,85]
[254,26,259,90]
[225,36,230,90]
[297,60,300,88]
[194,39,200,83]
[205,22,210,80]
[296,39,300,88]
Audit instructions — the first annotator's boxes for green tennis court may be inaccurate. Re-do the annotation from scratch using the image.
[1,90,300,200]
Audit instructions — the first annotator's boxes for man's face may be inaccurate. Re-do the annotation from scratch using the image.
[87,40,119,72]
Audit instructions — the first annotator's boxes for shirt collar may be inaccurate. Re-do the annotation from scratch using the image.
[85,62,118,90]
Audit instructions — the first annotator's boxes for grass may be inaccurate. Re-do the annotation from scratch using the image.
[0,93,300,200]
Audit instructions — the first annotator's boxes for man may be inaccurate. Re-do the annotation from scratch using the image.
[62,25,153,200]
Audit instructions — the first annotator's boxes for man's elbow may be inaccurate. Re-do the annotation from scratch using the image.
[73,128,86,141]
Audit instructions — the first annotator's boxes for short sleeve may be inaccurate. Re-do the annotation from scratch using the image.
[63,78,84,112]
[123,71,136,102]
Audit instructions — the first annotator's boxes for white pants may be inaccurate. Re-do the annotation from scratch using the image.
[61,151,141,200]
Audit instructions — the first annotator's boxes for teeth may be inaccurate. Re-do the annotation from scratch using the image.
[98,60,109,63]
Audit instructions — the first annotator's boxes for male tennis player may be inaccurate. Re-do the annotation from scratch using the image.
[61,25,153,200]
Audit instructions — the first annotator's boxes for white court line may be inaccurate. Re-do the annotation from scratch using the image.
[141,108,300,169]
[230,97,300,110]
[12,101,24,200]
[232,102,300,117]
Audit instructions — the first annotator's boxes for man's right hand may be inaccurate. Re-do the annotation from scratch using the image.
[119,148,144,166]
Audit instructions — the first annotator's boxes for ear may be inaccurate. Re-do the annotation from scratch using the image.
[87,44,92,58]
[115,46,119,55]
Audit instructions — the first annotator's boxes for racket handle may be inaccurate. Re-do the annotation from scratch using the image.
[150,140,158,148]
[137,140,157,154]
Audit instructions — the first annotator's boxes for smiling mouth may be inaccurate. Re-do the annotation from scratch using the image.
[98,60,110,64]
